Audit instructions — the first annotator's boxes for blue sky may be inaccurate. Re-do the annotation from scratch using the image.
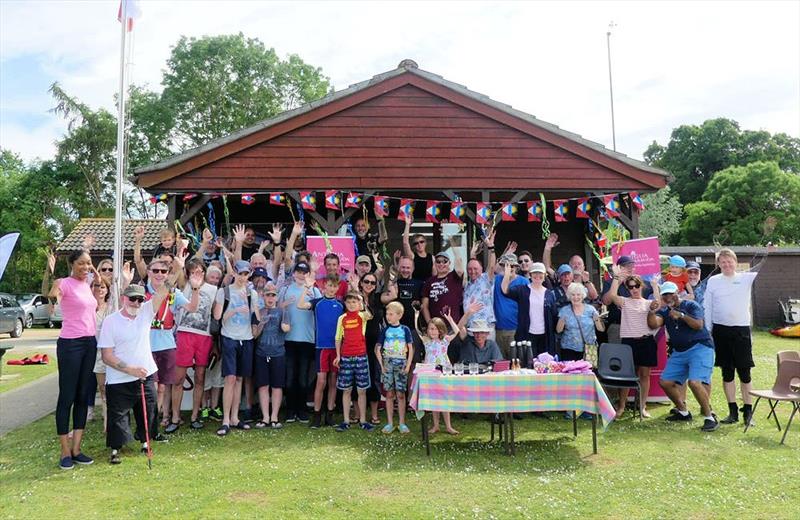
[1,0,798,164]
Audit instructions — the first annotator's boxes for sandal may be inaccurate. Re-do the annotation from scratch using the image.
[164,422,180,434]
[370,418,381,425]
[190,420,204,430]
[254,421,269,429]
[216,424,230,436]
[233,421,251,431]
[270,421,283,429]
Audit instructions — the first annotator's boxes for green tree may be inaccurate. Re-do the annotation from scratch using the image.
[644,118,800,204]
[680,161,800,245]
[161,33,331,147]
[637,186,683,245]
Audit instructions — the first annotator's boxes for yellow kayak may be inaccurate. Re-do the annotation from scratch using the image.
[770,323,800,338]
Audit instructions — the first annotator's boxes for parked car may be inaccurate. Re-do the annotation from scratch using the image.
[16,293,51,328]
[50,301,62,328]
[0,292,25,338]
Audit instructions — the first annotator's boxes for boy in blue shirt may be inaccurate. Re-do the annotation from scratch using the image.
[375,301,414,434]
[252,283,290,429]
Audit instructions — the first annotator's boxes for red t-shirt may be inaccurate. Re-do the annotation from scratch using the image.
[664,272,689,293]
[315,278,349,300]
[335,311,368,356]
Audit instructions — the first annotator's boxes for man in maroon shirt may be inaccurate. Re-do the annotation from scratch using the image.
[421,250,464,329]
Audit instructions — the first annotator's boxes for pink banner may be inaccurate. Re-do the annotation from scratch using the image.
[611,236,661,276]
[306,236,356,276]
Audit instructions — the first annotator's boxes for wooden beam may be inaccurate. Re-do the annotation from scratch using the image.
[179,195,211,226]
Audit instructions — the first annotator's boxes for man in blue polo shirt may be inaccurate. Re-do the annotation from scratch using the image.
[648,282,719,433]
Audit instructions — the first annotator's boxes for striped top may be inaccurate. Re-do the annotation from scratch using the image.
[619,297,654,338]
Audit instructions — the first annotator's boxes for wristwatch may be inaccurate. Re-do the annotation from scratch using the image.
[679,312,685,319]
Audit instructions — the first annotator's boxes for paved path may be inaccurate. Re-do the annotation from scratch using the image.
[0,328,60,436]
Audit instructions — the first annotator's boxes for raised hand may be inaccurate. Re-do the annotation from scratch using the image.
[503,241,518,256]
[189,269,204,289]
[611,264,622,278]
[174,249,189,271]
[504,262,513,278]
[470,240,481,259]
[393,249,401,264]
[467,300,484,315]
[484,228,496,248]
[233,224,246,244]
[308,257,319,274]
[121,261,134,286]
[134,226,145,241]
[545,233,559,249]
[269,223,283,244]
[291,220,304,236]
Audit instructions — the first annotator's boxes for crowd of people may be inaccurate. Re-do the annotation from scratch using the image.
[46,216,767,468]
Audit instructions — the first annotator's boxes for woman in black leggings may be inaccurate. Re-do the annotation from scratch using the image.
[47,249,98,470]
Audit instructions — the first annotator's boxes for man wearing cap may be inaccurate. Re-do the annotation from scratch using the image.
[462,230,497,334]
[457,319,504,364]
[551,264,576,310]
[648,282,719,432]
[601,255,652,343]
[493,252,528,359]
[421,249,464,328]
[355,255,375,280]
[212,260,261,436]
[685,261,706,309]
[542,233,599,300]
[99,284,169,464]
[278,261,322,423]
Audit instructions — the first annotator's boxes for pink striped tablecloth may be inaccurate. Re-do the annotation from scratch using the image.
[410,371,616,427]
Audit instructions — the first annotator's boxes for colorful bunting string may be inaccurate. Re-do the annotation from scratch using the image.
[241,194,255,205]
[553,199,568,222]
[325,190,340,210]
[527,200,542,222]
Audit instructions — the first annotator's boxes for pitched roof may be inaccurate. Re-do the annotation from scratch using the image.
[134,60,669,182]
[56,218,166,254]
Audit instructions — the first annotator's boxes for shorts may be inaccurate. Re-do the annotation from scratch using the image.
[711,324,754,371]
[152,349,177,385]
[381,357,409,392]
[221,336,254,378]
[204,359,224,390]
[336,355,370,390]
[622,336,657,368]
[253,354,286,389]
[176,331,213,368]
[316,349,338,373]
[93,348,106,374]
[661,344,715,385]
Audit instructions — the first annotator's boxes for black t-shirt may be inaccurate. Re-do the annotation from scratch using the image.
[241,244,259,262]
[413,253,433,282]
[396,277,423,330]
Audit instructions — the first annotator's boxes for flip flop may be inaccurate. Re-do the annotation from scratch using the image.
[233,421,251,431]
[216,425,230,436]
[254,421,268,429]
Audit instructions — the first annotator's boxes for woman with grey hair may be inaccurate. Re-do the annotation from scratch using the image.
[556,282,605,362]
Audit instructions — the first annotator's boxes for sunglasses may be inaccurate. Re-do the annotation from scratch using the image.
[414,240,426,245]
[99,267,113,272]
[435,259,450,264]
[362,279,377,286]
[150,268,169,274]
[626,283,641,289]
[127,296,145,303]
[92,284,105,289]
[238,271,251,276]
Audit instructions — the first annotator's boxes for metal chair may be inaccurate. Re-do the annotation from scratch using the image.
[597,343,642,421]
[746,359,800,444]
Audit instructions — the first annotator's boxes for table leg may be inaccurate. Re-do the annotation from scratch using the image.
[572,410,578,437]
[422,413,431,457]
[509,413,516,456]
[503,413,511,455]
[592,413,598,454]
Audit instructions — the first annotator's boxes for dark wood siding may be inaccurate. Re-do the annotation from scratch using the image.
[155,85,654,191]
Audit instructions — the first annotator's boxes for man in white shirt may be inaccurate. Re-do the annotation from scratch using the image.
[703,248,765,426]
[99,284,169,465]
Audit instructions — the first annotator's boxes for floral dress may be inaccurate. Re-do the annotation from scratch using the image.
[423,338,451,367]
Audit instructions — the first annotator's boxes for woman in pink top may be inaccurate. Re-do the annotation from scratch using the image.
[47,249,98,470]
[607,267,661,419]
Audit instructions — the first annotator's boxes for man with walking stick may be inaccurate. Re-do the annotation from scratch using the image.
[99,280,187,464]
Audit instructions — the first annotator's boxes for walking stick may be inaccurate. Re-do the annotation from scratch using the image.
[140,379,153,470]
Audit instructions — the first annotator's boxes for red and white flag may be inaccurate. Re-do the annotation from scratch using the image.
[117,0,141,32]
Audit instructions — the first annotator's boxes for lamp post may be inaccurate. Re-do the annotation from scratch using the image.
[606,21,617,151]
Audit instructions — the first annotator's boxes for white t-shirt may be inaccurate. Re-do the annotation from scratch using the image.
[176,283,217,336]
[528,286,546,334]
[215,284,258,340]
[704,272,758,330]
[97,301,158,385]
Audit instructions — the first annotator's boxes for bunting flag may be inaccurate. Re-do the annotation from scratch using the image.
[324,190,341,210]
[345,192,362,208]
[449,201,465,223]
[576,197,591,218]
[604,194,620,217]
[241,194,255,205]
[553,199,568,222]
[629,191,645,211]
[300,191,316,210]
[398,199,414,221]
[374,196,389,218]
[182,193,197,202]
[527,201,542,222]
[269,192,285,205]
[426,200,441,223]
[475,202,492,224]
[501,202,517,221]
[149,193,168,204]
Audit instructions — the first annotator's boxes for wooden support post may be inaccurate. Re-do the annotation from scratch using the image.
[166,195,177,225]
[179,195,211,226]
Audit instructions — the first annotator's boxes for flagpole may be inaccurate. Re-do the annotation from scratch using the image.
[112,2,128,310]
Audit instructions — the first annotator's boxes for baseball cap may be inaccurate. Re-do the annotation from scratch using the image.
[529,262,547,274]
[660,281,679,295]
[556,264,572,277]
[616,255,635,266]
[498,253,518,266]
[249,267,270,280]
[686,261,701,272]
[435,251,452,262]
[293,262,310,273]
[234,260,251,274]
[123,285,145,298]
[669,255,687,268]
[264,282,278,295]
[356,255,371,265]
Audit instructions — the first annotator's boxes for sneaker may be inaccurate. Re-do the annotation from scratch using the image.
[200,408,210,420]
[71,452,94,465]
[152,433,169,443]
[285,414,298,424]
[59,456,74,470]
[324,410,336,427]
[297,411,310,424]
[309,412,322,429]
[109,450,121,465]
[335,422,350,432]
[666,411,693,422]
[398,423,411,434]
[701,417,720,432]
[209,407,223,421]
[382,423,396,434]
[141,442,150,454]
[360,422,375,432]
[719,414,739,424]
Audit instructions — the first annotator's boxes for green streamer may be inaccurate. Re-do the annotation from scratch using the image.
[222,195,231,236]
[540,193,550,239]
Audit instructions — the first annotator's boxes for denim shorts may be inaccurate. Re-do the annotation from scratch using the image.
[661,344,715,385]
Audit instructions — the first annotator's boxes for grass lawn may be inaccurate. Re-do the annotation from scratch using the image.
[1,332,798,519]
[0,356,57,394]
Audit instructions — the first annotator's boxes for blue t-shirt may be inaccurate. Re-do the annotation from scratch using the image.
[494,274,527,330]
[376,324,413,358]
[311,297,343,349]
[656,300,713,352]
[279,283,322,344]
[255,307,286,357]
[148,284,189,352]
[557,305,599,353]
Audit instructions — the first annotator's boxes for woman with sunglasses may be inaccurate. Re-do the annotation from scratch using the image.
[46,249,99,469]
[607,266,661,419]
[91,276,114,432]
[402,215,433,282]
[359,273,396,424]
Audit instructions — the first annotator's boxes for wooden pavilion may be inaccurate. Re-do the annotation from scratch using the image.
[135,60,668,274]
